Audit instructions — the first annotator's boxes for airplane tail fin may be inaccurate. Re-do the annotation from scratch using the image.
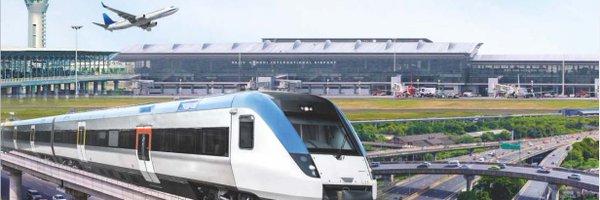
[93,22,108,29]
[102,13,115,26]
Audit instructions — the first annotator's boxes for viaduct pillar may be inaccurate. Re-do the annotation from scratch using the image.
[548,184,560,200]
[464,175,475,191]
[7,167,22,200]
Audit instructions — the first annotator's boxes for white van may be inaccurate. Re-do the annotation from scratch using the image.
[447,160,460,167]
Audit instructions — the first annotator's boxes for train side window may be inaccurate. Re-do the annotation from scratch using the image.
[17,126,29,141]
[203,128,229,156]
[2,126,13,140]
[108,131,119,147]
[239,115,254,149]
[97,131,108,146]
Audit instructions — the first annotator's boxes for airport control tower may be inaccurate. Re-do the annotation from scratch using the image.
[24,0,49,48]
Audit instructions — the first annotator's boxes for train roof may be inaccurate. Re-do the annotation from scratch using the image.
[3,92,251,126]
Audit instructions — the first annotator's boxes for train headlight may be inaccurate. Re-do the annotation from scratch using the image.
[290,153,320,178]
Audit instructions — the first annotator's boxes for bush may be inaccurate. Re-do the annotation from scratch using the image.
[353,116,598,142]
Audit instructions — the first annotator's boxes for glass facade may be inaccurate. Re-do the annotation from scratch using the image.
[133,54,471,84]
[116,40,599,96]
[0,50,116,79]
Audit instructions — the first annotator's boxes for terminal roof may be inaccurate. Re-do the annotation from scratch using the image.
[473,54,598,62]
[262,38,433,43]
[120,40,482,55]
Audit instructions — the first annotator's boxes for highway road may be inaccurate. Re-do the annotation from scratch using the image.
[378,137,573,200]
[390,133,598,200]
[413,143,552,200]
[515,137,578,199]
[367,142,500,159]
[373,159,598,190]
[379,147,516,199]
[1,170,72,199]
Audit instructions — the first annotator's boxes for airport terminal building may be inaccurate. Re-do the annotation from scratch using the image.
[115,38,599,96]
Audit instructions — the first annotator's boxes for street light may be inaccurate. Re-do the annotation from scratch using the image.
[71,25,83,97]
[530,80,534,96]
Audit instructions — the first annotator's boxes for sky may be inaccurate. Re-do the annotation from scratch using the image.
[1,0,598,54]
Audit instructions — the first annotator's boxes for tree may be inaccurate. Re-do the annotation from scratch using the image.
[423,153,434,161]
[476,176,525,200]
[481,132,495,142]
[456,191,477,200]
[457,190,491,200]
[494,131,512,141]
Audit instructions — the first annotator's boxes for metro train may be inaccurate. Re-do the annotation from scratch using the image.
[1,92,376,200]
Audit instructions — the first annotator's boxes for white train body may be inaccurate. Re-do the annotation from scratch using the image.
[1,92,376,199]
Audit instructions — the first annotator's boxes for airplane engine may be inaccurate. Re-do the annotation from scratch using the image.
[149,21,158,27]
[136,14,146,20]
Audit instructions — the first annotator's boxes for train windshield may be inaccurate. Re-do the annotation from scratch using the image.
[265,92,361,156]
[287,113,359,155]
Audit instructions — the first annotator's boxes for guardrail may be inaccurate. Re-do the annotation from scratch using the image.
[372,163,598,192]
[367,142,500,159]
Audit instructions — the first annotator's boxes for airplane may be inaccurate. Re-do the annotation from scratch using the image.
[93,2,178,31]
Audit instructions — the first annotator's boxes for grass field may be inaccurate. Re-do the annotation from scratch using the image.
[343,110,550,121]
[330,98,597,110]
[1,97,174,120]
[1,96,596,121]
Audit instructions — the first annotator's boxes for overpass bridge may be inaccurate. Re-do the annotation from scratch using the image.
[1,151,188,200]
[366,142,500,159]
[371,161,599,192]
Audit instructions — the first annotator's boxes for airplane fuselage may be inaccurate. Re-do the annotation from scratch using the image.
[106,6,178,31]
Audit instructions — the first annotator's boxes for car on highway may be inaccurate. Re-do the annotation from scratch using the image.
[488,165,501,170]
[536,167,551,174]
[52,194,67,200]
[417,162,431,168]
[447,160,460,167]
[26,189,43,200]
[498,163,507,169]
[370,161,381,167]
[460,164,470,169]
[568,174,581,180]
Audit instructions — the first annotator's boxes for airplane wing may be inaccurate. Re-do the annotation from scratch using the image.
[101,2,136,22]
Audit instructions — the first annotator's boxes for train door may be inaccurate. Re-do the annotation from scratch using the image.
[30,125,36,153]
[76,122,88,162]
[136,126,160,183]
[12,127,17,149]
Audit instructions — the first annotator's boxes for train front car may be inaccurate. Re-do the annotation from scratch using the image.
[232,92,376,199]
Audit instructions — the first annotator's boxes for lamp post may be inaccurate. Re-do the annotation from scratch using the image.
[437,79,441,96]
[530,80,534,97]
[71,25,82,97]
